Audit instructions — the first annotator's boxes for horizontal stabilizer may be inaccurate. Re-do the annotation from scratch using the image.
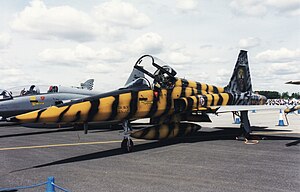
[216,105,292,113]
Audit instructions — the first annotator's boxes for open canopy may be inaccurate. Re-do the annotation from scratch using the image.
[134,55,177,89]
[0,89,13,101]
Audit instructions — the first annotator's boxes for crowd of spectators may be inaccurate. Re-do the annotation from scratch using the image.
[266,99,300,106]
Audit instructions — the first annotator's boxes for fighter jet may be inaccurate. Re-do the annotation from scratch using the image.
[285,81,300,85]
[0,79,98,120]
[8,50,267,152]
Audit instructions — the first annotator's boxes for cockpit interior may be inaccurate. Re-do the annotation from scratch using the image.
[134,55,177,90]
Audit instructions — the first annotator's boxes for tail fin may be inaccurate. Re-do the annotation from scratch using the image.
[124,67,145,86]
[80,79,94,90]
[225,50,252,93]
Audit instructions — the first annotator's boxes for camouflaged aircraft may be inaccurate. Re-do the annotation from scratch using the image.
[8,50,267,152]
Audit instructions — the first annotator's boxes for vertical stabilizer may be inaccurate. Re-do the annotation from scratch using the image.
[225,50,252,93]
[80,79,94,90]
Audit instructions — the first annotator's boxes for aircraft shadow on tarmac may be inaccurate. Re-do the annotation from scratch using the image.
[0,126,119,139]
[10,126,299,173]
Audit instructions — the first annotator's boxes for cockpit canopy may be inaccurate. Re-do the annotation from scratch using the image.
[20,85,40,96]
[7,85,52,97]
[134,55,177,89]
[48,85,59,93]
[0,89,13,101]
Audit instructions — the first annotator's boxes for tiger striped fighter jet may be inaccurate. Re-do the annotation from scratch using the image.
[8,50,266,152]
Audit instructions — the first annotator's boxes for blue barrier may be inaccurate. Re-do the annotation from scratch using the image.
[0,176,69,192]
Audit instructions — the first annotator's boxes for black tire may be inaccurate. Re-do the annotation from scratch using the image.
[121,138,134,152]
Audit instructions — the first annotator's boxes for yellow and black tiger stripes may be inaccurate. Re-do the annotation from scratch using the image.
[130,122,201,140]
[201,83,208,94]
[85,100,100,122]
[201,93,234,108]
[174,78,182,87]
[91,96,115,121]
[213,94,220,106]
[51,102,92,122]
[115,92,131,120]
[174,92,234,113]
[216,86,224,93]
[153,89,168,117]
[187,80,197,89]
[207,85,214,93]
[135,90,154,118]
[205,94,213,106]
[171,86,182,99]
[11,75,231,125]
[174,78,226,99]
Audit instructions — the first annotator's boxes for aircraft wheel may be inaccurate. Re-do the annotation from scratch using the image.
[121,138,134,152]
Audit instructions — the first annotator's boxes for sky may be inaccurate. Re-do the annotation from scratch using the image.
[0,0,299,93]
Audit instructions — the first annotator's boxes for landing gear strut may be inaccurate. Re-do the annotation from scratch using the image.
[235,111,256,142]
[121,120,134,152]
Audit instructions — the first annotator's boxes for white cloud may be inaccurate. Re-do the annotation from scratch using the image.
[10,0,151,42]
[176,0,199,12]
[0,66,27,86]
[10,0,102,42]
[168,52,192,65]
[265,0,300,13]
[93,1,151,29]
[256,48,300,63]
[122,32,164,55]
[268,62,300,75]
[238,37,261,49]
[169,43,186,51]
[230,0,267,17]
[215,69,231,85]
[1,67,23,76]
[0,33,12,49]
[86,63,114,74]
[230,0,300,16]
[39,44,123,65]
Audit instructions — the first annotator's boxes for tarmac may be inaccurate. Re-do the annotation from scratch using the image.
[0,110,299,192]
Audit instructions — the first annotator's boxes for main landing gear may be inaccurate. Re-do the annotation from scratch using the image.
[121,120,134,152]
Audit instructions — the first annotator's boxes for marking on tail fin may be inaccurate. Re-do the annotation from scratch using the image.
[225,50,252,93]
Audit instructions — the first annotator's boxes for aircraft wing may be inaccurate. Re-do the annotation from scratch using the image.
[216,105,291,113]
[174,94,292,114]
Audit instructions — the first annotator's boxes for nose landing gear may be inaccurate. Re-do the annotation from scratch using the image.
[121,120,134,152]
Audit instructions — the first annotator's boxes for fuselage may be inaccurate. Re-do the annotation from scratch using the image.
[10,78,266,124]
[11,78,222,123]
